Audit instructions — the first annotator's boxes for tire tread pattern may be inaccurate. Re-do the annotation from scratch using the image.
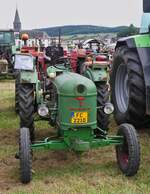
[19,127,32,183]
[116,123,140,176]
[96,82,109,130]
[111,46,150,127]
[19,84,34,139]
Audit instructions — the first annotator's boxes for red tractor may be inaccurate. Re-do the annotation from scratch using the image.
[15,34,46,112]
[15,33,67,113]
[70,39,111,74]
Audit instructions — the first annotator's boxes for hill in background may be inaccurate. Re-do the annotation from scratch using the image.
[36,25,129,36]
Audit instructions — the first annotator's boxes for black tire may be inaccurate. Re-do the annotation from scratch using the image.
[116,123,140,176]
[19,84,35,141]
[96,82,109,131]
[19,127,32,183]
[111,46,150,127]
[80,64,110,132]
[79,62,87,75]
[15,71,20,113]
[77,58,85,74]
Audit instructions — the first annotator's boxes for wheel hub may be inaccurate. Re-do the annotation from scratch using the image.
[115,63,129,113]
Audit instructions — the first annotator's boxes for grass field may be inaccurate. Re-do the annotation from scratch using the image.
[0,81,150,194]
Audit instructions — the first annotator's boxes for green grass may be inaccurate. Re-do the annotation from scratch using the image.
[0,81,150,194]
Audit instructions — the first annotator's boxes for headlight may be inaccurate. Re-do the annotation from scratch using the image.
[14,54,34,70]
[38,104,49,117]
[104,103,114,114]
[47,66,57,79]
[48,72,56,78]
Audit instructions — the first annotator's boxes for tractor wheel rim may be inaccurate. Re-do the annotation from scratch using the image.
[118,142,129,167]
[115,63,129,113]
[119,152,129,166]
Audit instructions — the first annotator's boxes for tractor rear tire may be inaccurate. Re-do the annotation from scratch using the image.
[19,127,32,184]
[19,84,35,141]
[111,46,150,127]
[96,82,109,131]
[15,71,20,113]
[116,123,140,176]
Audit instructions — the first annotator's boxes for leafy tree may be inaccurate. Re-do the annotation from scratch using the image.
[117,24,139,38]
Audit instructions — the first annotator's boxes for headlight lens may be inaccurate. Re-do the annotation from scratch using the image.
[38,105,49,117]
[48,72,56,78]
[104,103,114,114]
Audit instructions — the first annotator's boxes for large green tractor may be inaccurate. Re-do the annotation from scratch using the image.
[0,29,16,76]
[111,0,150,128]
[14,52,140,183]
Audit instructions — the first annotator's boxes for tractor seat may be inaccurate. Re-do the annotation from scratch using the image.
[96,55,107,61]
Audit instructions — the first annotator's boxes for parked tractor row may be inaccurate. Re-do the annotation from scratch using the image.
[2,0,150,184]
[13,33,140,184]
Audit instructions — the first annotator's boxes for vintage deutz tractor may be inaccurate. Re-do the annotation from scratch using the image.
[14,43,140,184]
[111,0,150,128]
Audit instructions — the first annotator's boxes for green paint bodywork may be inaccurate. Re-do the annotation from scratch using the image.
[83,66,108,82]
[31,135,123,151]
[12,45,18,54]
[31,69,123,152]
[52,72,97,130]
[0,30,16,73]
[134,34,150,47]
[20,67,38,84]
[36,80,43,104]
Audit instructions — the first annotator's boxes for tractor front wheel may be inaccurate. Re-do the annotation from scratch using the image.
[19,127,32,184]
[116,123,140,176]
[19,84,35,141]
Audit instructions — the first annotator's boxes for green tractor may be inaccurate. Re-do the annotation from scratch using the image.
[111,0,150,128]
[0,29,16,76]
[14,45,140,184]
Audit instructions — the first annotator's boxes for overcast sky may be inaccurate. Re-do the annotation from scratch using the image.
[0,0,143,29]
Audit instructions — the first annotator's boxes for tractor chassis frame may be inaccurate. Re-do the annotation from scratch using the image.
[31,135,123,152]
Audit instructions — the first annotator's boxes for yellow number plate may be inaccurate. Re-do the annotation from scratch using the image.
[71,112,88,124]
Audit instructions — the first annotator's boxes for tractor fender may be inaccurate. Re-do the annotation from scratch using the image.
[115,36,136,49]
[83,67,108,82]
[20,68,38,84]
[83,67,94,81]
